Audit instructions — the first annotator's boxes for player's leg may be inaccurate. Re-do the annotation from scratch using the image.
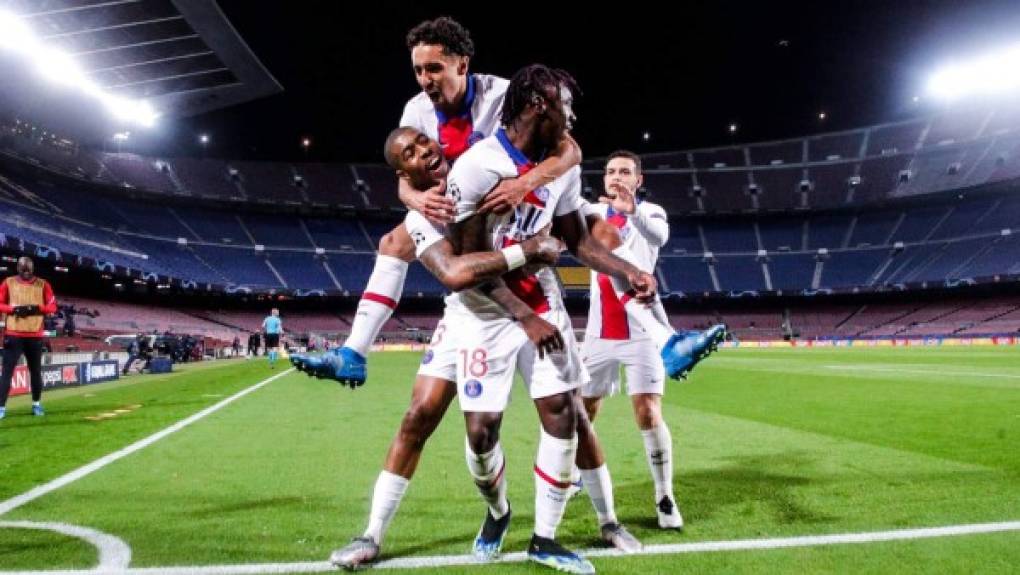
[331,319,459,569]
[574,392,642,552]
[521,309,595,574]
[456,317,519,561]
[292,224,415,385]
[24,338,45,415]
[623,339,682,529]
[0,337,24,419]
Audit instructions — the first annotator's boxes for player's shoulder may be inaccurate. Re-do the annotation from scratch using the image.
[451,135,504,170]
[641,200,667,216]
[400,92,433,127]
[475,74,509,98]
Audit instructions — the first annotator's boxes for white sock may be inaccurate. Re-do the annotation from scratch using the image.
[641,424,674,502]
[33,401,40,407]
[344,255,408,356]
[533,429,577,539]
[608,247,675,349]
[465,439,510,519]
[580,464,617,526]
[363,470,410,545]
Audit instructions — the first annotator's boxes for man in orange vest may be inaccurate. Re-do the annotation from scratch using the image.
[0,257,58,419]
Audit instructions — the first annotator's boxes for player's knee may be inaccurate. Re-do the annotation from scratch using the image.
[634,397,662,429]
[539,394,578,438]
[465,420,500,454]
[399,403,441,447]
[379,230,415,262]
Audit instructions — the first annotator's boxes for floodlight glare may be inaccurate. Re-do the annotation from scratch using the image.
[927,43,1020,100]
[0,9,159,127]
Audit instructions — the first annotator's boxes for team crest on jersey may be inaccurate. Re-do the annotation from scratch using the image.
[534,186,550,203]
[411,230,427,246]
[467,131,485,146]
[421,350,434,364]
[464,379,483,398]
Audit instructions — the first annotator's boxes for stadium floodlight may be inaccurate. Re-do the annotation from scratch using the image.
[199,133,210,144]
[0,9,159,127]
[927,42,1020,100]
[113,132,130,142]
[728,123,738,133]
[0,10,35,53]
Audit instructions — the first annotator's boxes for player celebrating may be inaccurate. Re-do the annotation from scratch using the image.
[327,127,642,569]
[442,64,678,574]
[294,17,581,386]
[581,151,723,529]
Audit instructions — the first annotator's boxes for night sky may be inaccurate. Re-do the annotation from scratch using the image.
[164,0,1020,163]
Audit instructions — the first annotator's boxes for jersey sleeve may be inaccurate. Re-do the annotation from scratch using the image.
[398,99,422,130]
[553,167,586,216]
[446,151,501,223]
[404,210,446,258]
[631,202,670,247]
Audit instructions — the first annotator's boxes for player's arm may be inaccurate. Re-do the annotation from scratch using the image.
[479,132,582,214]
[40,282,57,315]
[482,279,563,358]
[601,183,670,247]
[0,281,12,314]
[418,235,560,292]
[554,209,656,303]
[398,178,454,224]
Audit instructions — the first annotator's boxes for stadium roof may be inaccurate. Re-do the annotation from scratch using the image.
[0,0,281,134]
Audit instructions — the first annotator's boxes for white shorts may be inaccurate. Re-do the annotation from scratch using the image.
[580,337,665,398]
[456,306,587,413]
[416,316,458,382]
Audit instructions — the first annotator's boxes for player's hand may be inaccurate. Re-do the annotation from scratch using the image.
[627,271,658,304]
[522,235,563,266]
[600,182,637,214]
[480,177,529,215]
[519,314,564,360]
[410,180,455,225]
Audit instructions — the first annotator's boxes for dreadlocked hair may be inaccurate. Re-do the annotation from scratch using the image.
[500,64,580,126]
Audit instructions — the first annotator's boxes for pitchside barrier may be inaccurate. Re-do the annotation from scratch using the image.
[368,336,1020,352]
[722,336,1020,348]
[0,356,124,398]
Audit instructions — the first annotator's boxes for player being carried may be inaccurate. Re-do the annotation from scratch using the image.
[326,126,644,570]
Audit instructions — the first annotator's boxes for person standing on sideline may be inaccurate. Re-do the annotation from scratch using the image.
[0,257,58,419]
[262,309,282,368]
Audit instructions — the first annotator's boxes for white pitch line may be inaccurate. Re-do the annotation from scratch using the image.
[825,365,1020,379]
[0,369,294,518]
[3,520,1017,575]
[0,521,131,570]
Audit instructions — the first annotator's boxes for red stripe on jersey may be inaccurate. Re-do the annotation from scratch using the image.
[606,211,628,229]
[533,464,572,489]
[501,237,549,314]
[362,292,398,309]
[438,116,474,162]
[597,273,630,340]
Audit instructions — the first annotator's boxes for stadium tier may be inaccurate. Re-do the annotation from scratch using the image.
[1,105,1019,300]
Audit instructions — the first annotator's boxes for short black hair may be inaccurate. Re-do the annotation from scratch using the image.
[500,64,580,126]
[383,126,418,169]
[606,150,642,174]
[406,17,475,58]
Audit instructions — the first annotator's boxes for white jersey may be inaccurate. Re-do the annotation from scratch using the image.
[399,74,509,163]
[444,130,586,319]
[405,209,445,258]
[586,200,669,340]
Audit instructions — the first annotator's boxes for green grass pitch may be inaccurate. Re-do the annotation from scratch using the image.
[1,346,1018,574]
